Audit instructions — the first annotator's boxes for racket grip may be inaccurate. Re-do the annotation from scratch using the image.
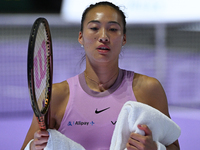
[37,116,46,130]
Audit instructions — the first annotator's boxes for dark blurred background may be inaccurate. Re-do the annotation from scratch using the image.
[0,0,62,13]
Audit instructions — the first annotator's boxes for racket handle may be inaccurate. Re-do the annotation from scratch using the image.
[45,105,51,129]
[37,116,46,130]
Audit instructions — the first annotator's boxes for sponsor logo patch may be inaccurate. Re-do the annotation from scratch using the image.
[67,121,95,126]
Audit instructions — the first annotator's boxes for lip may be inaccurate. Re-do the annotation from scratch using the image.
[96,45,110,50]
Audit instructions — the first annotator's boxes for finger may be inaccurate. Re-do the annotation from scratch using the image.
[34,135,49,144]
[130,132,145,141]
[138,124,152,136]
[33,130,49,147]
[34,142,48,150]
[128,133,144,149]
[126,142,137,150]
[38,130,49,136]
[34,130,49,138]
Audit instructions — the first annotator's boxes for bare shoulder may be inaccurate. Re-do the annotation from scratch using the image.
[52,81,69,101]
[132,73,170,117]
[133,73,163,94]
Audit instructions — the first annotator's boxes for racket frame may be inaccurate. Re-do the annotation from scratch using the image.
[27,17,53,130]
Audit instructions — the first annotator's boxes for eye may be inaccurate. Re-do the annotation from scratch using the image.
[90,27,99,31]
[109,28,118,32]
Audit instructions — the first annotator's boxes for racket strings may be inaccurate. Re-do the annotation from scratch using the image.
[33,23,50,112]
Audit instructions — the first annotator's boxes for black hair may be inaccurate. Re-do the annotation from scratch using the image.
[80,1,126,34]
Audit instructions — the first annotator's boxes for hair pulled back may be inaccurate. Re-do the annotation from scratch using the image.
[80,1,126,34]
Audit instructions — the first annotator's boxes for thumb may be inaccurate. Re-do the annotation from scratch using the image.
[138,124,152,136]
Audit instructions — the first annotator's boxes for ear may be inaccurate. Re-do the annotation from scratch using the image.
[122,34,126,46]
[78,31,84,45]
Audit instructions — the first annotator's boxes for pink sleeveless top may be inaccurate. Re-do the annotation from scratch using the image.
[58,69,137,150]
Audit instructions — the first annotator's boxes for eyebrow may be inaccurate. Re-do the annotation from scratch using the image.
[87,20,121,27]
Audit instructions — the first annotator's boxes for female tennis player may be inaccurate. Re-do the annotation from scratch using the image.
[21,1,180,150]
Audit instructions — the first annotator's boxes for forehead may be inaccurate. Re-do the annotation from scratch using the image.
[84,5,123,24]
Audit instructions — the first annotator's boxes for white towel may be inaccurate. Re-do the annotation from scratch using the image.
[45,129,86,150]
[110,101,181,150]
[40,101,180,150]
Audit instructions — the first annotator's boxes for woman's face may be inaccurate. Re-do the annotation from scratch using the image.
[78,5,126,64]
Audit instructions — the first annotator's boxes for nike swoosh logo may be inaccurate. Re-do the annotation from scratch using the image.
[111,121,117,125]
[95,107,110,114]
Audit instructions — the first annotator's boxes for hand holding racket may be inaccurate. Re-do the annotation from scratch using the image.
[27,17,53,130]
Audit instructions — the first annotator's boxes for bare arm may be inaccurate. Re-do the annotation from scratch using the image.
[21,81,69,150]
[127,73,180,150]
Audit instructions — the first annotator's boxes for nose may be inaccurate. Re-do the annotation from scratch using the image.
[98,29,109,43]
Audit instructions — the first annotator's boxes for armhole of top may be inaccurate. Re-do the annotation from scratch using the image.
[64,76,77,116]
[127,70,137,101]
[58,76,76,131]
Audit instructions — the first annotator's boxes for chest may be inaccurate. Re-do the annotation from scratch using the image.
[58,94,130,150]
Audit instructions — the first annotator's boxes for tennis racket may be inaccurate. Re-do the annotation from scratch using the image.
[27,17,53,130]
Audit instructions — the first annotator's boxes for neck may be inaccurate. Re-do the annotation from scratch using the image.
[84,68,119,92]
[84,56,120,91]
